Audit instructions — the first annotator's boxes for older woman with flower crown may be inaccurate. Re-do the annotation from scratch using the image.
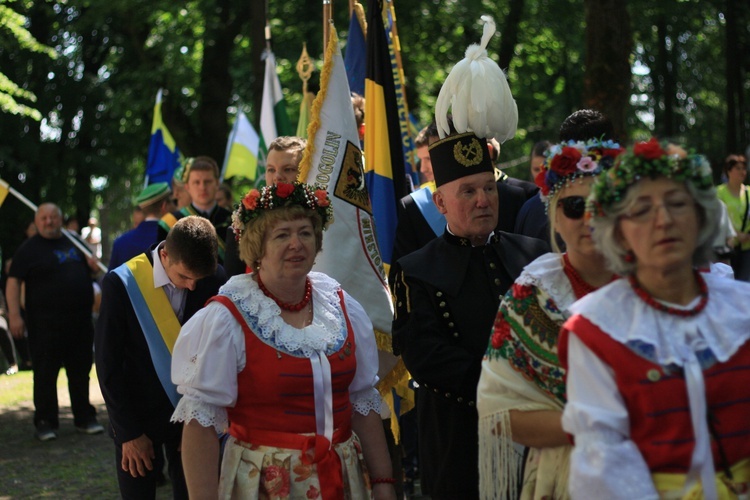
[171,182,396,500]
[476,139,622,500]
[559,139,750,499]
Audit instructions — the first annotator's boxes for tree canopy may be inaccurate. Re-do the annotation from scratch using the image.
[0,0,747,260]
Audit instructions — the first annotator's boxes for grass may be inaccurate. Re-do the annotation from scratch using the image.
[0,369,34,407]
[0,367,100,406]
[0,367,174,499]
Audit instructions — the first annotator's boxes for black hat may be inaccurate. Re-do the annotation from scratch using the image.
[429,132,494,187]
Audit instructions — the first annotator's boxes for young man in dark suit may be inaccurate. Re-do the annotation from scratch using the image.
[95,216,227,499]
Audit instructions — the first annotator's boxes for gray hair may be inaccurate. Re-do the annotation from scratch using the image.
[589,177,721,275]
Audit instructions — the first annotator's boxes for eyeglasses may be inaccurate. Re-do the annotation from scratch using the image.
[557,196,586,220]
[621,196,695,223]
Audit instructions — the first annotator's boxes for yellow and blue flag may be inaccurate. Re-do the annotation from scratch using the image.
[364,0,408,269]
[146,89,181,185]
[344,1,367,96]
[384,3,418,184]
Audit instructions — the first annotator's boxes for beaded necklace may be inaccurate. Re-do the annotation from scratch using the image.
[628,271,708,317]
[257,275,313,312]
[562,253,605,299]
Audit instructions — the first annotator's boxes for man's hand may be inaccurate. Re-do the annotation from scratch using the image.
[8,313,25,339]
[86,255,100,273]
[121,434,155,478]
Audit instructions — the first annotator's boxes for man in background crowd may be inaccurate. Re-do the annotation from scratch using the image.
[6,202,103,441]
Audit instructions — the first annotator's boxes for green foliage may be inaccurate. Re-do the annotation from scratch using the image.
[0,3,55,120]
[0,0,746,263]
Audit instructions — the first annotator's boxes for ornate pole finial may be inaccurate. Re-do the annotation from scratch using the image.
[296,43,314,96]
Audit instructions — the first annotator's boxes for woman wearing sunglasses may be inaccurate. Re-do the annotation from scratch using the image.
[560,139,750,498]
[477,139,623,500]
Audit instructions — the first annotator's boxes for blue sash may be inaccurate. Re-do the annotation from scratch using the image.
[409,187,445,237]
[113,255,181,407]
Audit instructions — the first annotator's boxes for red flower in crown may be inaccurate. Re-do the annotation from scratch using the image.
[242,189,260,210]
[602,148,625,159]
[633,138,666,160]
[276,182,295,198]
[534,169,550,196]
[314,189,330,207]
[549,146,582,176]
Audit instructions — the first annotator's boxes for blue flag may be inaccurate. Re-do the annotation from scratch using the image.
[145,89,181,185]
[344,2,367,96]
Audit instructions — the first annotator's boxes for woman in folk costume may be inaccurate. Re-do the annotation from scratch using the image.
[560,139,750,498]
[476,139,623,499]
[171,182,396,499]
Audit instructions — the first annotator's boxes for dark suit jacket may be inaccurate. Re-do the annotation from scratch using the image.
[504,176,539,200]
[94,252,227,445]
[109,220,160,270]
[514,194,550,245]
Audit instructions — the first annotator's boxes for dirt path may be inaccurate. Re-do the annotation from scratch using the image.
[0,372,174,499]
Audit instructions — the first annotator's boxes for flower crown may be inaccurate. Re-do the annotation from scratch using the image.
[231,182,333,239]
[535,138,624,205]
[587,138,714,219]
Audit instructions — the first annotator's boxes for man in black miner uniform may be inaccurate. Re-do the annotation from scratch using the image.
[390,118,536,271]
[96,216,227,499]
[391,132,549,499]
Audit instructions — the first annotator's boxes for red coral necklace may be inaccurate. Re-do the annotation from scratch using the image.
[257,275,312,312]
[563,253,604,299]
[628,271,708,317]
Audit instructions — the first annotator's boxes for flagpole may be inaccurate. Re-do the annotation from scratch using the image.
[323,0,332,47]
[0,178,108,273]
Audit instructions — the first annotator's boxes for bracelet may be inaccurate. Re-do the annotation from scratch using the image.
[371,477,396,485]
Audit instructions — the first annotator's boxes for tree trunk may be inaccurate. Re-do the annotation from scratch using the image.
[725,0,740,153]
[497,0,525,71]
[250,1,266,124]
[582,0,632,142]
[196,0,249,163]
[656,15,676,138]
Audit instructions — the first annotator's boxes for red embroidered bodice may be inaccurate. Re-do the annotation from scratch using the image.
[561,314,750,474]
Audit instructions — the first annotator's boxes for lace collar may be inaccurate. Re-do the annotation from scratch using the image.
[218,272,347,358]
[516,253,577,314]
[569,272,750,366]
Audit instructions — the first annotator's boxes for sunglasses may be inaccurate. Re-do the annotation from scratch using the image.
[557,196,586,220]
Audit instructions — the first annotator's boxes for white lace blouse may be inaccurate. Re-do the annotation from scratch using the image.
[170,272,382,433]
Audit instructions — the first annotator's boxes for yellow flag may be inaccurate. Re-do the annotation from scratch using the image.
[0,179,10,207]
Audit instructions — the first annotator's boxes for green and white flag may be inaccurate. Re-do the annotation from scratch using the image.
[259,49,293,154]
[220,110,260,181]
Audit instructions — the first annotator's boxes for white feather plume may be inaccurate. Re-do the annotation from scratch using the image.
[435,15,518,142]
